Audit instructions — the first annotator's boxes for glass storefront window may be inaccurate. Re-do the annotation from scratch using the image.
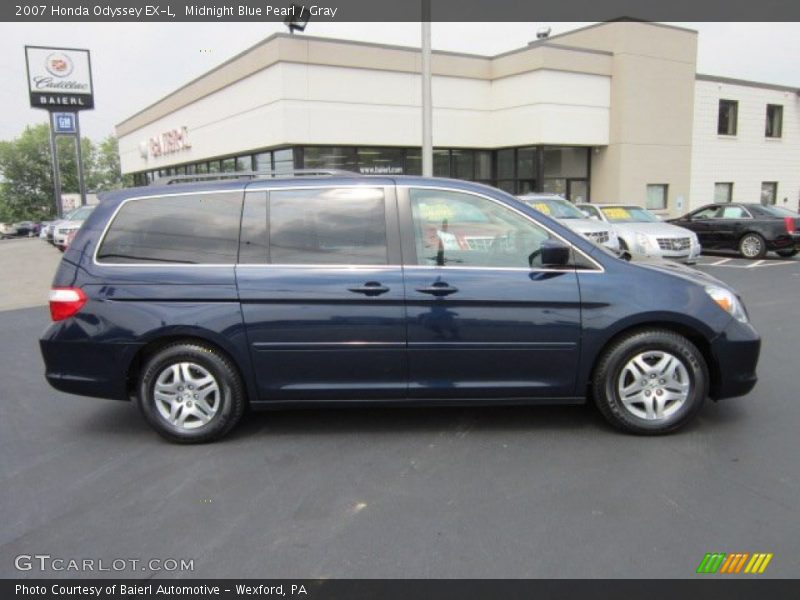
[497,149,514,180]
[405,151,421,176]
[303,147,357,172]
[254,152,271,173]
[358,147,404,175]
[452,150,474,180]
[195,162,208,174]
[221,158,236,172]
[475,151,491,180]
[236,156,252,171]
[433,149,450,177]
[208,161,220,174]
[544,147,587,179]
[273,148,294,174]
[543,179,567,196]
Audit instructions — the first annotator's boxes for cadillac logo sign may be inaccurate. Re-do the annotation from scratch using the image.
[25,46,94,110]
[45,52,74,78]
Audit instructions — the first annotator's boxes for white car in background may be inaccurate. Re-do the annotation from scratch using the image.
[53,205,96,251]
[517,194,621,253]
[577,203,701,263]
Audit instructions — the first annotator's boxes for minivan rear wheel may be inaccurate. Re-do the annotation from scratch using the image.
[593,329,708,434]
[137,342,245,443]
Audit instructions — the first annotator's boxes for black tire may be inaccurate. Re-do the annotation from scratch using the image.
[136,342,246,443]
[738,233,766,259]
[592,329,708,435]
[776,248,798,258]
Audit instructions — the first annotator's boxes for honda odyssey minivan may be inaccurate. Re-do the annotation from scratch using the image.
[40,174,761,443]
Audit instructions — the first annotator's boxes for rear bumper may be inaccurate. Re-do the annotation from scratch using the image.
[767,232,800,251]
[709,318,761,400]
[40,336,141,401]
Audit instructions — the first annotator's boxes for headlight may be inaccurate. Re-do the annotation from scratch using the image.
[705,286,748,323]
[635,233,652,251]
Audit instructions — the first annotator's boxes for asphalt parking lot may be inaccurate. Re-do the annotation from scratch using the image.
[1,238,798,579]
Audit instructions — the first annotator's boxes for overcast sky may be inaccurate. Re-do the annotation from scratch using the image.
[1,21,799,142]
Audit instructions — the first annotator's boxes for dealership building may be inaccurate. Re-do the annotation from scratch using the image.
[116,20,800,216]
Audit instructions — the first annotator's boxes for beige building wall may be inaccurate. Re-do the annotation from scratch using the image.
[553,22,698,215]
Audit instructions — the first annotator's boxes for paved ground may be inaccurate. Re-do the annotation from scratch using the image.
[0,240,798,578]
[0,238,61,311]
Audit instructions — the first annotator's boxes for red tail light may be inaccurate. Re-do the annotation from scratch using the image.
[785,217,797,234]
[49,287,87,321]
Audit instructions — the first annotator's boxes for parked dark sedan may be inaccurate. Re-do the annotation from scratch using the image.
[670,203,800,259]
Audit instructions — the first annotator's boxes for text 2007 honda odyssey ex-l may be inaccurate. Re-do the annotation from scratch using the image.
[40,174,760,443]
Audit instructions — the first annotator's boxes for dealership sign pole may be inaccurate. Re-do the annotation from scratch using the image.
[24,46,94,217]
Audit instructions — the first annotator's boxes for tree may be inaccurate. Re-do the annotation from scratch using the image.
[0,124,130,221]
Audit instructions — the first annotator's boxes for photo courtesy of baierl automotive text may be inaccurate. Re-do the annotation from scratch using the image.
[1,0,800,595]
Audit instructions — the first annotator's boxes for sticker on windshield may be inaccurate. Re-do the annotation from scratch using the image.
[602,207,630,220]
[417,203,455,222]
[533,203,552,215]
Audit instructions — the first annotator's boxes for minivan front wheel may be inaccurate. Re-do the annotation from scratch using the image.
[593,329,708,434]
[137,342,245,443]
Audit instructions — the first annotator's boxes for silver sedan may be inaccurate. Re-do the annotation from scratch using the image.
[577,204,701,264]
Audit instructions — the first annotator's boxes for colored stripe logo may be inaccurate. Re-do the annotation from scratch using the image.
[696,553,773,574]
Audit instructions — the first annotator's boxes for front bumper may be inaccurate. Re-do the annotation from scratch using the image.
[709,317,761,400]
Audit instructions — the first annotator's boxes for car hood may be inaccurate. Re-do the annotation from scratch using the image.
[611,222,695,237]
[558,218,612,235]
[628,255,726,288]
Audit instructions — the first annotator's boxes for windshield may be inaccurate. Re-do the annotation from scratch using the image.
[600,206,660,223]
[67,206,95,221]
[521,197,585,219]
[753,205,798,218]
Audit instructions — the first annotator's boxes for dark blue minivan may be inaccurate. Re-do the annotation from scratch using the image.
[40,174,761,442]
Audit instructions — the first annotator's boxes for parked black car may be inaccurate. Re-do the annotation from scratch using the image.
[670,203,800,259]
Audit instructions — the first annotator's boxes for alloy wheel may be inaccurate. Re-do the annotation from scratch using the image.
[616,351,691,421]
[153,362,220,429]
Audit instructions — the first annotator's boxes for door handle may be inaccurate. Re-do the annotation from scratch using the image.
[415,281,459,297]
[348,281,390,296]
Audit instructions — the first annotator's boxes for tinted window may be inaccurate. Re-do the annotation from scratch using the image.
[719,206,749,219]
[238,191,268,264]
[410,189,552,269]
[269,188,387,265]
[751,204,798,218]
[97,192,242,264]
[692,206,721,220]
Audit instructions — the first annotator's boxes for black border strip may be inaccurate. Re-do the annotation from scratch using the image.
[5,1,800,22]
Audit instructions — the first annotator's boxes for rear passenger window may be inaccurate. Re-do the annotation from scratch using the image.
[97,192,242,264]
[269,188,387,265]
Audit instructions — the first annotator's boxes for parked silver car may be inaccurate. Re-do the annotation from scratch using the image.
[53,205,96,250]
[577,203,701,263]
[517,194,621,252]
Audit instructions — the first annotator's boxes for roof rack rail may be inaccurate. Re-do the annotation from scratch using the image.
[150,169,362,186]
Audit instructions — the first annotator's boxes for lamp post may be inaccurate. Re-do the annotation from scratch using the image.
[421,0,433,177]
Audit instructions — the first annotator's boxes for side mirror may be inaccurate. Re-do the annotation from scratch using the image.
[540,239,571,267]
